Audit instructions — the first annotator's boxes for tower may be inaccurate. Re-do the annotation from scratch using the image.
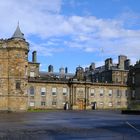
[0,24,29,111]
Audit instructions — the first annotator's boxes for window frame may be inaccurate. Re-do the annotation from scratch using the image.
[41,87,46,96]
[117,90,121,97]
[52,87,57,96]
[108,89,112,97]
[29,101,35,107]
[90,89,95,97]
[63,88,67,96]
[52,101,57,105]
[41,101,46,106]
[16,81,21,90]
[99,89,104,97]
[30,71,35,77]
[29,86,35,96]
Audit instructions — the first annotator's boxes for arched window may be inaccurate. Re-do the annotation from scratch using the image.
[30,86,34,96]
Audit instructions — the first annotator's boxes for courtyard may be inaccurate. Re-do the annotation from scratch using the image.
[0,110,140,140]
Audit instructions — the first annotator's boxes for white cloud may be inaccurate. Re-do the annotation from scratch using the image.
[0,0,62,37]
[0,0,140,65]
[118,9,140,28]
[30,41,64,56]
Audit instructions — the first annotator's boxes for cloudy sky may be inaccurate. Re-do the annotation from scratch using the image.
[0,0,140,73]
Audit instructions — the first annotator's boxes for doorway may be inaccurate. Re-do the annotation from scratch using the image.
[91,102,97,110]
[77,99,84,110]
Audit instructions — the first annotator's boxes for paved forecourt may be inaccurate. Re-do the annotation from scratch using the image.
[0,110,140,140]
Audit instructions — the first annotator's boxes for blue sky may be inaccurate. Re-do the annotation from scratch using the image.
[0,0,140,73]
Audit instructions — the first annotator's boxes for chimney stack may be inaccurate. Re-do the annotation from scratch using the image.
[124,59,130,70]
[118,55,127,70]
[105,58,112,70]
[89,62,95,71]
[65,67,68,73]
[32,51,37,63]
[59,67,65,74]
[48,65,53,73]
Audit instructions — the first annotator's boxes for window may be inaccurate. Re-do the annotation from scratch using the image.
[117,90,121,97]
[41,101,46,106]
[132,76,135,84]
[41,87,46,96]
[109,90,112,97]
[100,89,104,97]
[124,78,127,84]
[30,72,35,77]
[100,102,104,106]
[116,78,118,83]
[29,86,34,96]
[25,52,28,60]
[90,93,94,97]
[52,88,57,96]
[63,92,67,96]
[90,89,95,97]
[52,101,57,105]
[63,88,67,96]
[25,65,28,76]
[125,90,128,97]
[29,101,35,107]
[16,81,21,90]
[116,72,119,75]
[102,77,104,82]
[30,96,34,100]
[108,102,113,107]
[132,90,135,98]
[117,101,121,106]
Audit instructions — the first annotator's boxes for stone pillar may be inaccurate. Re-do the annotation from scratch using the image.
[74,86,77,105]
[69,84,72,108]
[85,86,87,109]
[85,86,91,110]
[72,86,75,105]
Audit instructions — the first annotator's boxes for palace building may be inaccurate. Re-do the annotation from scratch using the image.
[0,25,138,111]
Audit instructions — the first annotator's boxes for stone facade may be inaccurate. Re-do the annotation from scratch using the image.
[85,55,130,84]
[28,79,128,110]
[0,25,136,111]
[28,81,69,109]
[127,61,140,109]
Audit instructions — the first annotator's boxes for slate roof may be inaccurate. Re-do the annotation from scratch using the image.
[39,71,74,80]
[12,24,25,40]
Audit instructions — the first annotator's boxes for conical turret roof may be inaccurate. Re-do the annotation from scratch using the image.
[12,24,25,40]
